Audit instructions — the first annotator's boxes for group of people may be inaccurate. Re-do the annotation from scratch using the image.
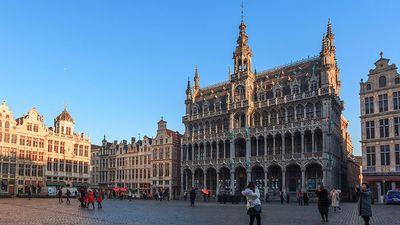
[155,188,170,201]
[242,182,373,225]
[56,188,104,209]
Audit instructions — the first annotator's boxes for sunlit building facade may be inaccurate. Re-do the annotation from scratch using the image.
[181,20,353,198]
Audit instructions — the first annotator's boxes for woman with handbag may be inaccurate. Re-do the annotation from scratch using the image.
[241,182,262,225]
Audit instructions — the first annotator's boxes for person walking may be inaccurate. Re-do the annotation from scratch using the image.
[27,186,32,200]
[315,184,330,222]
[330,188,341,212]
[87,190,95,209]
[356,183,372,225]
[286,192,290,204]
[66,189,71,205]
[96,193,103,208]
[297,190,304,206]
[189,187,197,207]
[280,191,284,204]
[128,190,132,201]
[58,188,63,204]
[242,182,262,225]
[303,191,309,206]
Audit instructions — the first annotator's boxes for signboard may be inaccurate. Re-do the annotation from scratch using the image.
[47,187,57,196]
[307,179,316,190]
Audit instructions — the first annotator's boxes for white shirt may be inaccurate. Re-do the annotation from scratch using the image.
[241,188,261,209]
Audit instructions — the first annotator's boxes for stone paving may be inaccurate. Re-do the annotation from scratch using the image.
[0,198,398,225]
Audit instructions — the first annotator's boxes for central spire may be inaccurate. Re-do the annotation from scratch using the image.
[233,20,252,74]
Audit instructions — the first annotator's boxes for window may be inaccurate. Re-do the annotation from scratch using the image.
[26,137,32,146]
[74,144,78,156]
[296,105,304,119]
[53,159,58,171]
[366,121,375,139]
[379,119,389,138]
[60,142,65,154]
[84,146,89,157]
[20,136,25,146]
[393,91,400,110]
[306,103,314,119]
[27,123,32,131]
[395,77,400,85]
[59,160,64,172]
[366,146,376,166]
[275,89,281,98]
[378,94,388,112]
[379,76,387,87]
[395,117,400,137]
[159,164,163,177]
[364,97,374,114]
[54,141,59,153]
[165,163,170,176]
[366,84,371,90]
[380,145,390,166]
[48,140,53,152]
[33,124,38,132]
[396,144,400,165]
[293,85,299,94]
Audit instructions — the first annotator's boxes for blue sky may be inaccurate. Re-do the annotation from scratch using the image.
[0,0,399,155]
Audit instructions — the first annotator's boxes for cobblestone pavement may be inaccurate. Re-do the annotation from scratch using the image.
[0,198,398,225]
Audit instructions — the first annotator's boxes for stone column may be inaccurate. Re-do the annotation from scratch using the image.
[291,135,295,154]
[256,136,259,156]
[264,170,269,194]
[203,171,207,189]
[264,136,268,156]
[216,142,220,160]
[301,169,305,191]
[377,182,382,204]
[311,131,315,153]
[282,135,286,156]
[216,172,220,196]
[181,172,184,198]
[246,138,251,158]
[192,172,195,188]
[181,146,184,162]
[230,171,235,194]
[273,135,276,156]
[322,169,327,188]
[301,132,304,157]
[282,168,286,193]
[192,145,194,161]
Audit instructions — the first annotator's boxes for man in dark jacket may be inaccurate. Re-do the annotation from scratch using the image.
[190,187,197,207]
[356,183,372,225]
[315,184,330,222]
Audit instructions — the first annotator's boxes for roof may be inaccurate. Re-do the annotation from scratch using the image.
[56,109,75,123]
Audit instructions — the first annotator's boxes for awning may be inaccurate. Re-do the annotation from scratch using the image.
[46,181,66,187]
[72,182,90,188]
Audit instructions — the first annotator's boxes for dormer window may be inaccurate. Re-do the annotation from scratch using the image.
[379,75,387,87]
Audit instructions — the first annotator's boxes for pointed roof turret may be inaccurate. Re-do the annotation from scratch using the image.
[186,77,191,95]
[56,108,75,123]
[326,19,334,40]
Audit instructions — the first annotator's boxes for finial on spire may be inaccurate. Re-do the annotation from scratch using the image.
[380,51,383,59]
[64,101,68,111]
[326,19,334,39]
[241,0,244,22]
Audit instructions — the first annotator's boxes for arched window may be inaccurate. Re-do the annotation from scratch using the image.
[5,121,9,129]
[293,85,299,94]
[253,112,261,127]
[379,76,387,88]
[366,84,371,90]
[315,102,322,118]
[275,89,281,98]
[296,104,304,119]
[287,106,294,122]
[306,103,314,119]
[270,110,277,124]
[311,81,318,91]
[235,85,245,100]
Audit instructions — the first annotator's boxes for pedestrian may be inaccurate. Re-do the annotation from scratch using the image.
[79,189,86,208]
[128,190,132,201]
[183,191,188,201]
[330,188,341,212]
[87,190,95,209]
[303,191,309,206]
[356,183,372,225]
[58,188,63,203]
[189,187,196,207]
[27,186,32,200]
[280,191,284,204]
[315,184,330,222]
[286,192,290,204]
[297,190,304,206]
[96,193,103,208]
[241,182,262,225]
[66,189,71,204]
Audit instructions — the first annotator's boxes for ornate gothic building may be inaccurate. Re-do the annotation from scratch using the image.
[181,20,354,198]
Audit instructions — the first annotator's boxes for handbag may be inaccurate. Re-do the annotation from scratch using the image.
[247,204,262,215]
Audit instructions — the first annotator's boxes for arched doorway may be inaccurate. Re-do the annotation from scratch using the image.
[305,163,323,191]
[267,165,282,192]
[235,166,247,194]
[286,164,302,192]
[235,138,246,158]
[206,168,217,197]
[194,168,204,188]
[218,167,230,194]
[183,169,192,191]
[251,166,265,198]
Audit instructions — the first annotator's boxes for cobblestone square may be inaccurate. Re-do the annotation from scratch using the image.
[0,198,398,225]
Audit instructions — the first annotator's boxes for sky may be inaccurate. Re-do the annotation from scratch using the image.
[0,0,399,155]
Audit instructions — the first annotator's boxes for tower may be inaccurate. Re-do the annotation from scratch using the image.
[320,19,341,95]
[233,21,253,76]
[54,106,75,135]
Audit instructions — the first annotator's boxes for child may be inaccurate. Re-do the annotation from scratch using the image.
[97,194,103,208]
